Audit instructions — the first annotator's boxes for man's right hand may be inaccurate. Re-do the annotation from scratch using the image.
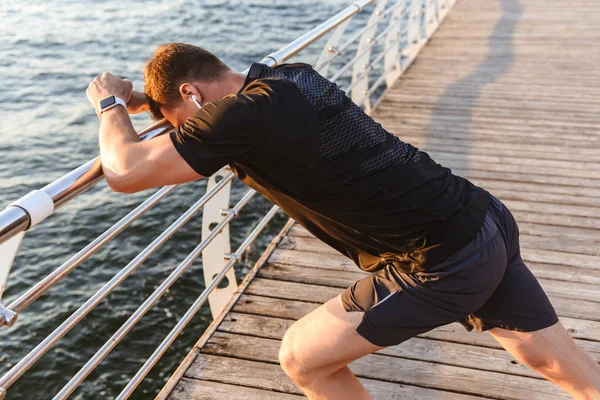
[126,90,150,114]
[87,73,149,116]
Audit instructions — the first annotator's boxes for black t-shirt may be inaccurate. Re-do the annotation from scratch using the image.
[171,62,491,273]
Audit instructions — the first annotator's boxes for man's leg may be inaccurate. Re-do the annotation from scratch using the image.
[278,294,383,400]
[490,322,600,400]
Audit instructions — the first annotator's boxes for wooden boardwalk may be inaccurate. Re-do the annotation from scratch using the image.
[160,0,600,398]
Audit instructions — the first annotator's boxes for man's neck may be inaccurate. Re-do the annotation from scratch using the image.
[201,71,248,103]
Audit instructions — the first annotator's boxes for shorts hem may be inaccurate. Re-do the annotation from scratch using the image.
[341,288,365,312]
[463,314,560,333]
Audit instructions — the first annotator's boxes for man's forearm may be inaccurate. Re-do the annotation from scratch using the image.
[98,107,141,183]
[127,90,150,114]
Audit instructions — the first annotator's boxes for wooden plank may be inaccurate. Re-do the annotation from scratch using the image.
[379,114,600,136]
[377,106,600,128]
[186,354,300,395]
[246,277,341,303]
[386,83,600,101]
[464,179,600,200]
[168,378,303,400]
[430,153,600,176]
[517,222,600,242]
[402,141,600,165]
[509,211,600,231]
[385,116,600,136]
[189,350,567,399]
[385,93,600,115]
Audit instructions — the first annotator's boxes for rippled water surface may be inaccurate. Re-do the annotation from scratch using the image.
[0,1,350,398]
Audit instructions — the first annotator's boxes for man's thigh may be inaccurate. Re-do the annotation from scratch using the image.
[281,294,384,374]
[489,321,600,385]
[489,322,574,360]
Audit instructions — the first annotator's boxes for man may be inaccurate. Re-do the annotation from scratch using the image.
[87,43,600,399]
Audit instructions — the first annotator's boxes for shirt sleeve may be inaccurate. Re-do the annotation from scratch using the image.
[170,90,266,177]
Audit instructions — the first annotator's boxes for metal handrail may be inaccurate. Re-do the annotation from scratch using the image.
[0,0,456,398]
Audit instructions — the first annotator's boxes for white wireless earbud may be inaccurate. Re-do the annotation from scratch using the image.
[191,94,202,110]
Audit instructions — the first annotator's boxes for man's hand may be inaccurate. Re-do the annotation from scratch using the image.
[87,73,202,194]
[86,73,149,115]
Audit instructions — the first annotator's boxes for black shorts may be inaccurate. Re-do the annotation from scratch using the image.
[341,195,559,347]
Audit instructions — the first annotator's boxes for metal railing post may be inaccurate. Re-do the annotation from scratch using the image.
[316,19,352,78]
[201,166,238,317]
[423,0,437,38]
[399,0,420,70]
[351,0,390,114]
[384,0,406,88]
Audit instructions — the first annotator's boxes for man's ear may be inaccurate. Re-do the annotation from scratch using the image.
[179,83,202,104]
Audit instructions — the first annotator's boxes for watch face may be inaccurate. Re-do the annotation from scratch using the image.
[100,96,116,109]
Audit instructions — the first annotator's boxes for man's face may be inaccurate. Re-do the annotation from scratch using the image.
[160,99,199,129]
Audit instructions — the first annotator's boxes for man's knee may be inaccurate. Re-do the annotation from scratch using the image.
[279,323,334,387]
[279,326,310,385]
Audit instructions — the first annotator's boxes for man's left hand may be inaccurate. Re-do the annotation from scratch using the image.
[86,72,133,115]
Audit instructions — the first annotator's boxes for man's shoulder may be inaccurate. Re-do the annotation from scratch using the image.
[212,62,318,120]
[241,61,315,94]
[241,76,299,97]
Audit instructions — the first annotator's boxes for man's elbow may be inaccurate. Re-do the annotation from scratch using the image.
[104,169,143,194]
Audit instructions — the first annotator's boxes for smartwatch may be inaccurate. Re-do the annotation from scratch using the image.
[98,95,127,115]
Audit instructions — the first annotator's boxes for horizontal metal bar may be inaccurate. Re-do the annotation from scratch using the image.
[0,120,174,246]
[0,207,29,245]
[262,0,374,66]
[315,1,405,72]
[0,172,234,391]
[5,185,178,316]
[116,204,280,400]
[52,188,257,400]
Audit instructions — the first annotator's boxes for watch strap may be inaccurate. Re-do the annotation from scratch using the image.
[98,95,127,115]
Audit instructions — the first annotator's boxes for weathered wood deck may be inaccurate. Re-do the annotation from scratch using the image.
[160,0,600,398]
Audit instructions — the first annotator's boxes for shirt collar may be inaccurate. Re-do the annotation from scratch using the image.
[238,62,269,93]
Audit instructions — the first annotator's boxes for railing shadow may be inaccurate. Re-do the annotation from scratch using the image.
[424,0,524,172]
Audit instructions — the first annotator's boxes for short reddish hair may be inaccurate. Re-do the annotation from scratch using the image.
[144,43,230,120]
